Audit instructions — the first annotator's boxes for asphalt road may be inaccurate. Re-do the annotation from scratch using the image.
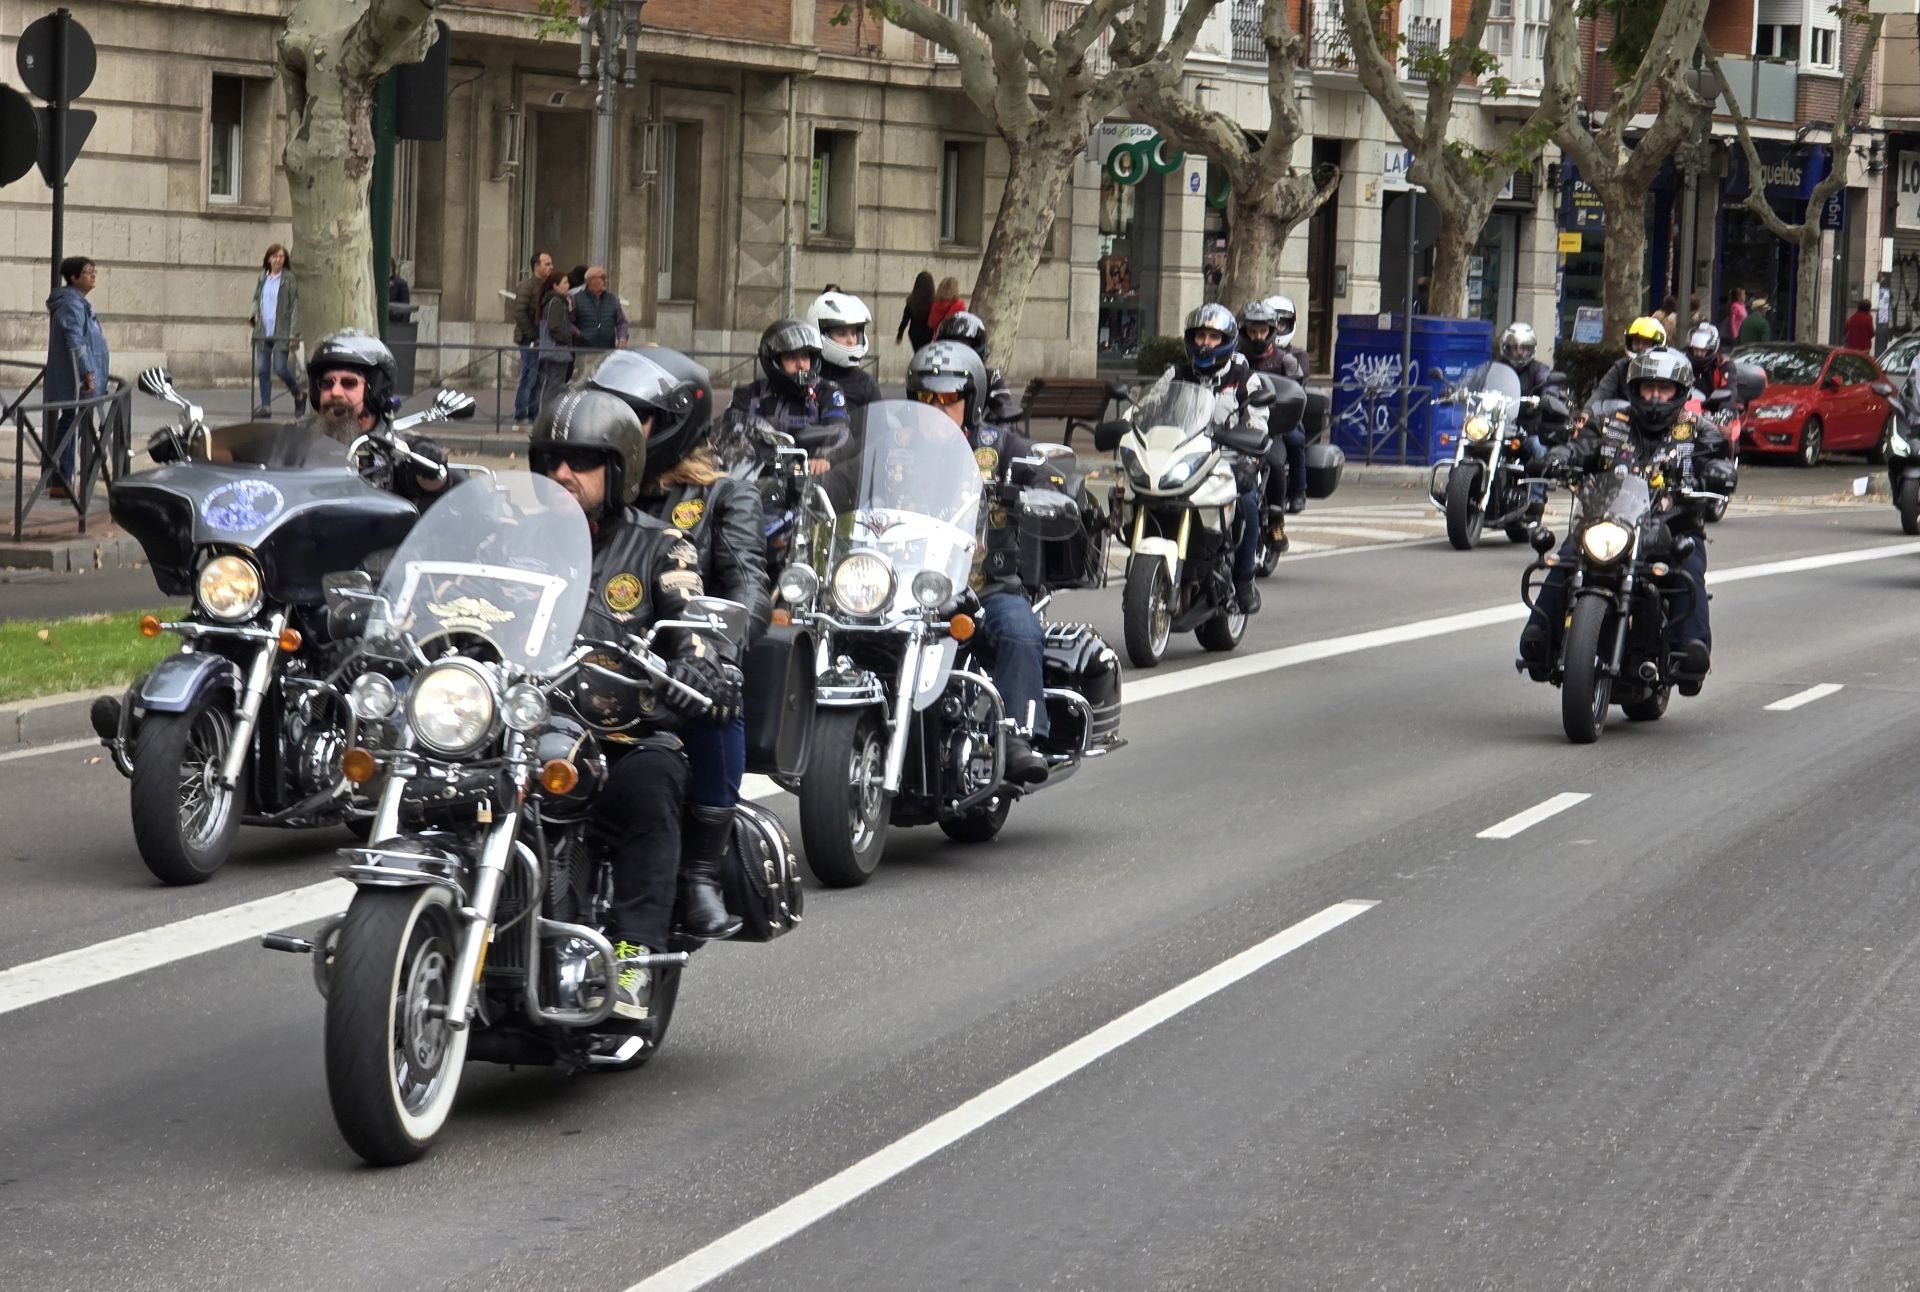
[6,498,1920,1290]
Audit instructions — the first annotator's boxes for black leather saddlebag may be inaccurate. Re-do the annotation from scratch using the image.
[743,624,815,777]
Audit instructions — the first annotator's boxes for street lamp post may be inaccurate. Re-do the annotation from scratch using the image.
[579,0,644,270]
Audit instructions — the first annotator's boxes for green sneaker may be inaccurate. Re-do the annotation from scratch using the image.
[612,940,651,1021]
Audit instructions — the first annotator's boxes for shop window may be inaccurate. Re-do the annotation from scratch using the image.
[207,73,273,210]
[940,141,985,247]
[809,129,857,241]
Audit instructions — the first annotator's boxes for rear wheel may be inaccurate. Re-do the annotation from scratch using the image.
[1195,583,1247,653]
[1899,478,1920,536]
[1121,555,1173,668]
[1621,685,1672,722]
[1445,462,1485,550]
[798,708,890,887]
[1797,417,1823,468]
[129,695,246,886]
[1560,596,1615,745]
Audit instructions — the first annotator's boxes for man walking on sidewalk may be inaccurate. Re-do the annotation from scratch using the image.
[512,250,554,432]
[44,256,110,500]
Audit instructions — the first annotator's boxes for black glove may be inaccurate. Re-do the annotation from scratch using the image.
[1542,447,1575,480]
[394,435,447,492]
[1700,457,1737,498]
[664,656,743,725]
[146,429,184,464]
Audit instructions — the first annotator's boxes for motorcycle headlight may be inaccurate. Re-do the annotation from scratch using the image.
[347,672,398,721]
[911,569,953,608]
[1157,447,1207,490]
[1119,444,1152,490]
[1463,415,1493,443]
[502,682,550,733]
[406,660,498,755]
[1580,520,1632,565]
[831,551,895,617]
[777,563,820,608]
[196,555,264,622]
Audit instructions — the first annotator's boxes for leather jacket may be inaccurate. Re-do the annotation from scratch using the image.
[728,377,850,454]
[1562,408,1730,537]
[821,362,880,409]
[635,475,772,645]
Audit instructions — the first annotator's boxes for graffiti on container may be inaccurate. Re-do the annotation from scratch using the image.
[1338,352,1403,443]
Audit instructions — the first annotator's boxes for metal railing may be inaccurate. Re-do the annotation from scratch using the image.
[1229,0,1264,64]
[4,360,133,540]
[1306,0,1360,70]
[1403,14,1443,62]
[931,0,1110,72]
[1331,377,1433,466]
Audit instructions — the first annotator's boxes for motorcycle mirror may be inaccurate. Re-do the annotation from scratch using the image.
[137,367,174,400]
[1426,365,1447,383]
[685,595,749,646]
[1730,363,1767,406]
[1871,380,1896,399]
[434,389,478,420]
[1092,420,1129,453]
[1530,528,1556,553]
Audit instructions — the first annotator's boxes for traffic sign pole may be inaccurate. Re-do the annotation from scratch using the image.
[48,7,66,292]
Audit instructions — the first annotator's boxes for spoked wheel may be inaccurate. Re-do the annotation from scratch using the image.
[1797,418,1823,468]
[1445,462,1486,550]
[1122,555,1173,668]
[1560,596,1615,745]
[1899,478,1920,536]
[798,708,890,887]
[325,886,471,1166]
[130,695,246,886]
[1703,496,1729,524]
[940,792,1012,844]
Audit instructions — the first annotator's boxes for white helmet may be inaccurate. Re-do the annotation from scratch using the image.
[806,289,872,367]
[1264,294,1298,348]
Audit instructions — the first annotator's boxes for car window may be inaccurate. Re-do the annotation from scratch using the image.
[1841,355,1876,384]
[1734,344,1824,385]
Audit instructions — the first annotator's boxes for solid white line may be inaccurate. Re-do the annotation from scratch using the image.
[1476,791,1591,840]
[0,738,98,764]
[1764,682,1844,712]
[623,899,1378,1292]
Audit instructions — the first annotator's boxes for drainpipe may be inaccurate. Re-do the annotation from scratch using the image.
[784,71,798,319]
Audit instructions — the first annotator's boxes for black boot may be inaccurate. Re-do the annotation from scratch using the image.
[294,389,308,417]
[1675,639,1711,696]
[680,805,743,941]
[1235,577,1261,614]
[1517,621,1553,681]
[1004,734,1049,785]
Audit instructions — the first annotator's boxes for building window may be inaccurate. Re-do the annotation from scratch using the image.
[1753,24,1801,62]
[656,122,704,303]
[940,140,985,246]
[1807,24,1835,70]
[1484,24,1511,55]
[209,75,244,203]
[809,128,857,241]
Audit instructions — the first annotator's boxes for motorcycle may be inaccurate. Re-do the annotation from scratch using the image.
[1428,362,1566,550]
[263,470,801,1165]
[716,408,845,580]
[91,370,468,884]
[1520,432,1724,743]
[788,402,1123,886]
[1683,362,1766,524]
[1096,376,1273,668]
[1879,372,1920,535]
[1254,385,1344,579]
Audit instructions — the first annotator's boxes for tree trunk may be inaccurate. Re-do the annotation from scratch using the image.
[1426,212,1479,320]
[1592,180,1647,342]
[1793,226,1821,343]
[1218,192,1288,311]
[970,130,1079,380]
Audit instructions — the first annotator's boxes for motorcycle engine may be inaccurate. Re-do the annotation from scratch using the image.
[295,725,348,798]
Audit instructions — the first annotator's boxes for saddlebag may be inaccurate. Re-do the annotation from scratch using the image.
[1016,479,1108,591]
[1304,442,1346,499]
[743,624,815,778]
[721,800,804,941]
[1040,622,1123,752]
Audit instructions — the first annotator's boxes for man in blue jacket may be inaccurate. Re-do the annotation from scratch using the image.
[45,255,110,498]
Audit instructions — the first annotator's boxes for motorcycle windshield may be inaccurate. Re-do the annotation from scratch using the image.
[1130,376,1217,445]
[1467,363,1524,421]
[207,421,352,468]
[374,471,592,674]
[1580,468,1654,529]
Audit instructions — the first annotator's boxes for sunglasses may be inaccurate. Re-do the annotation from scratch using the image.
[316,373,365,392]
[913,389,964,407]
[531,447,606,475]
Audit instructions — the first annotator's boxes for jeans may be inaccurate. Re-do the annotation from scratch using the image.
[513,344,542,422]
[255,341,300,413]
[1281,427,1307,502]
[1524,534,1711,655]
[1234,485,1260,581]
[979,590,1049,737]
[590,742,687,951]
[682,713,747,810]
[539,357,573,410]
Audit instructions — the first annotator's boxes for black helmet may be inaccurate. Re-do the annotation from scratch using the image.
[589,348,711,479]
[905,341,989,430]
[306,329,397,417]
[935,310,991,361]
[1183,303,1239,374]
[759,319,825,398]
[529,387,648,513]
[1625,347,1693,437]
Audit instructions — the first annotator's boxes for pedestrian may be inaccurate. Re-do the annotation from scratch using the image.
[387,257,412,322]
[1843,298,1876,352]
[927,276,967,334]
[572,265,628,352]
[44,255,109,499]
[250,243,303,419]
[1738,295,1773,344]
[512,250,554,432]
[897,270,936,352]
[1652,294,1679,338]
[1725,287,1747,343]
[537,269,579,407]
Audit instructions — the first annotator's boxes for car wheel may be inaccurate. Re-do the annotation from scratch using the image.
[1797,417,1823,469]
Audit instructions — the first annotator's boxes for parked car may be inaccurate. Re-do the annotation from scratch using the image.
[1730,342,1900,467]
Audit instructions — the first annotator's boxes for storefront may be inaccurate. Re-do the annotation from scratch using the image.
[1890,139,1920,335]
[1717,140,1825,339]
[1555,162,1664,343]
[1090,124,1171,370]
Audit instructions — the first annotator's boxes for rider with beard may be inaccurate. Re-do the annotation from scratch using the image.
[1168,303,1270,614]
[934,310,1022,425]
[530,387,743,1022]
[729,320,850,470]
[1519,347,1733,693]
[1239,298,1308,524]
[806,288,882,409]
[590,348,772,942]
[302,331,450,501]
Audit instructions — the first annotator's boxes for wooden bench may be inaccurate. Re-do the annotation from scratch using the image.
[1019,377,1124,448]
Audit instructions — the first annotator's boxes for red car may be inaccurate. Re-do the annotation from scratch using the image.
[1731,342,1901,467]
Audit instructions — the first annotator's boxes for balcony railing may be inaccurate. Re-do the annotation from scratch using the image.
[930,0,1110,73]
[1713,55,1798,123]
[1230,0,1264,64]
[1403,14,1442,63]
[1306,0,1359,70]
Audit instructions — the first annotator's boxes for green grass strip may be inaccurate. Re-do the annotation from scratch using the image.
[0,607,187,704]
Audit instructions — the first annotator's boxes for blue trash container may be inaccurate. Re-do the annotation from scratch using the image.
[1330,315,1494,464]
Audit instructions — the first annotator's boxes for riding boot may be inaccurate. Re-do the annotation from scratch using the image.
[1517,621,1554,682]
[681,805,743,941]
[1674,639,1711,697]
[1235,577,1261,614]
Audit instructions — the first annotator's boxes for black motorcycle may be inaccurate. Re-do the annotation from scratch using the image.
[1429,362,1569,550]
[93,370,467,884]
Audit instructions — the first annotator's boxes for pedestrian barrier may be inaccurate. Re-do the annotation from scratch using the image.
[2,359,132,540]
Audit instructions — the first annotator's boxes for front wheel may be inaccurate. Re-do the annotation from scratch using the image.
[324,886,471,1166]
[798,708,891,887]
[129,695,247,886]
[939,793,1011,844]
[1445,461,1485,550]
[1121,555,1173,668]
[1899,477,1920,536]
[1560,595,1615,745]
[1798,417,1824,468]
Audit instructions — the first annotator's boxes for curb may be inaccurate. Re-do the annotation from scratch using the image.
[0,687,114,748]
[0,532,149,573]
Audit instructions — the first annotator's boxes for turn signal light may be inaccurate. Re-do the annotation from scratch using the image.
[771,608,793,626]
[138,615,162,638]
[1650,562,1670,577]
[341,747,377,784]
[278,627,303,653]
[948,613,976,642]
[540,758,579,795]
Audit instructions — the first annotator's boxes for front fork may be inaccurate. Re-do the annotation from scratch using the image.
[881,620,926,794]
[220,610,288,789]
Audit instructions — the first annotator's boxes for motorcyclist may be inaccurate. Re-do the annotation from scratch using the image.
[591,348,771,942]
[934,310,1021,424]
[1169,302,1269,614]
[905,341,1053,785]
[1240,298,1308,522]
[1584,316,1668,413]
[530,387,743,1021]
[807,287,881,408]
[1684,323,1735,397]
[728,320,850,470]
[1519,347,1732,694]
[1463,322,1567,511]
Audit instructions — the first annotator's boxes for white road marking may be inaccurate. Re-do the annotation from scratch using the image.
[1289,523,1435,543]
[0,738,98,764]
[1764,682,1844,712]
[1476,792,1592,840]
[623,899,1378,1292]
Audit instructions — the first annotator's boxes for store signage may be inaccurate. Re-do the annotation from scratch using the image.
[1382,145,1422,193]
[1821,189,1844,232]
[1558,231,1583,254]
[1897,150,1920,231]
[1090,123,1184,187]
